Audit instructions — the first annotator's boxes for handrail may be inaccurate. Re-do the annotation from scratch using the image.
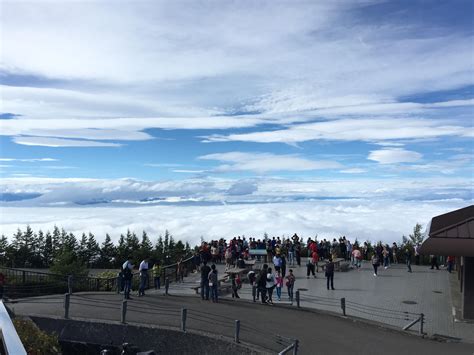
[0,301,27,355]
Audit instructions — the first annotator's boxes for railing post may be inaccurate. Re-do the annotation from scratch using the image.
[419,313,424,335]
[234,320,240,343]
[341,297,346,316]
[121,300,127,324]
[165,277,170,295]
[116,275,121,294]
[22,270,26,285]
[293,339,299,355]
[68,275,73,294]
[295,290,300,308]
[181,308,187,332]
[64,293,70,319]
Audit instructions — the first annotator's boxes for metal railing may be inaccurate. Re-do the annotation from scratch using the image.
[0,301,27,355]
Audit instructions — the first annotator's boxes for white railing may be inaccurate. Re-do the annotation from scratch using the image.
[0,301,27,355]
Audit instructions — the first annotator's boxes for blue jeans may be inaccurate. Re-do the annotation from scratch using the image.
[288,251,294,265]
[406,258,412,272]
[276,286,281,300]
[124,279,132,299]
[154,276,161,289]
[210,284,218,302]
[287,284,294,301]
[139,274,148,295]
[201,279,210,300]
[384,256,389,267]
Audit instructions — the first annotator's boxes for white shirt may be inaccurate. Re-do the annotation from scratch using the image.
[139,260,149,271]
[122,260,133,270]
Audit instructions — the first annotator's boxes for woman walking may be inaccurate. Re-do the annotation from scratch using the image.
[372,254,380,276]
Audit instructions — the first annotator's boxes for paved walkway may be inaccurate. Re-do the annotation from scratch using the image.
[8,293,474,355]
[155,259,474,342]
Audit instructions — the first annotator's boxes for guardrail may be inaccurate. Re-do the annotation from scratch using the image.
[0,301,27,355]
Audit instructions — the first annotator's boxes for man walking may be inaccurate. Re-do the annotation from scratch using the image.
[200,261,211,300]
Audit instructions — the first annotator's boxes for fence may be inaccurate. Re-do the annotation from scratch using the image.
[0,255,196,299]
[11,293,299,354]
[294,290,425,336]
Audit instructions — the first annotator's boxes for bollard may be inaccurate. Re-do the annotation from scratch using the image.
[68,275,73,294]
[121,300,127,324]
[295,290,300,308]
[116,276,121,294]
[419,313,424,335]
[341,297,346,316]
[165,277,170,295]
[234,320,240,343]
[64,293,70,319]
[181,308,187,332]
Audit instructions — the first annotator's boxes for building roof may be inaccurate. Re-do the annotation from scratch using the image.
[420,205,474,256]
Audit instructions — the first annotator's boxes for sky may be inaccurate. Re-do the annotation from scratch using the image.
[0,0,473,246]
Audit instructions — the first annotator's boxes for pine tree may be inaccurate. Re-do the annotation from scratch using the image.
[52,226,61,257]
[0,235,9,265]
[78,233,88,263]
[86,233,100,267]
[99,234,116,268]
[154,235,164,262]
[115,234,128,268]
[43,231,54,267]
[137,231,153,261]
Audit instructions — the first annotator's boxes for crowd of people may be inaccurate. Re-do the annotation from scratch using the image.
[117,233,454,303]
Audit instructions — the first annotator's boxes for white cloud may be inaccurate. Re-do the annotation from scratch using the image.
[12,137,122,147]
[204,118,468,144]
[199,152,342,173]
[339,168,367,174]
[0,158,58,162]
[0,199,470,246]
[368,148,423,164]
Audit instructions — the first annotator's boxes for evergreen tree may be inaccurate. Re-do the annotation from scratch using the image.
[115,234,128,267]
[98,234,116,268]
[137,231,153,261]
[0,235,9,265]
[86,233,100,267]
[43,231,53,267]
[52,226,61,257]
[77,233,88,263]
[154,235,164,261]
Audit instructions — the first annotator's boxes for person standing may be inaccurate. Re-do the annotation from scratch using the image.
[122,256,134,299]
[231,273,240,299]
[138,257,149,296]
[392,243,398,264]
[447,256,455,273]
[404,246,412,273]
[266,267,275,305]
[248,270,258,302]
[281,254,287,278]
[273,253,282,273]
[208,264,219,303]
[325,258,335,290]
[382,246,390,269]
[152,261,161,290]
[430,255,440,270]
[285,269,296,304]
[371,254,380,277]
[275,270,283,301]
[288,242,295,266]
[257,264,268,304]
[200,261,211,300]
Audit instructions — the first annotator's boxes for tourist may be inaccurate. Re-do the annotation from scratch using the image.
[382,245,390,269]
[352,247,362,269]
[281,253,287,278]
[231,273,240,299]
[447,256,455,273]
[248,270,258,301]
[286,269,296,303]
[306,256,316,279]
[122,256,134,299]
[430,255,440,270]
[138,257,149,296]
[273,253,282,272]
[266,267,275,305]
[275,270,283,301]
[415,243,421,265]
[200,261,211,300]
[288,242,295,266]
[404,245,412,273]
[208,264,219,303]
[392,243,398,264]
[371,253,380,276]
[152,260,161,290]
[257,264,268,304]
[325,258,335,290]
[177,257,185,282]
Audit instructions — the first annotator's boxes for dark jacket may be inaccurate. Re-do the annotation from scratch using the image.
[325,261,335,275]
[201,265,211,280]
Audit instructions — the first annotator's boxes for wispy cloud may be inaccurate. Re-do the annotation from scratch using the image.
[13,137,122,148]
[0,158,58,162]
[199,152,342,173]
[368,148,422,164]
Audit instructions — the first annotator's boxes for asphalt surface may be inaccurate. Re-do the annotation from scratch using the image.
[8,292,474,355]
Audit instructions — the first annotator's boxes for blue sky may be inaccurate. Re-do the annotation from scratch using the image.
[0,0,472,244]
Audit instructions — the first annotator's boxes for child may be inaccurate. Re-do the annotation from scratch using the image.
[285,269,296,303]
[275,270,283,301]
